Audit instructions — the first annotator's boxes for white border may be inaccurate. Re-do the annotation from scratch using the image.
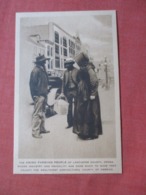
[14,10,122,174]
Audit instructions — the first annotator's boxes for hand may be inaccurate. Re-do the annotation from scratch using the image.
[90,95,95,100]
[59,93,65,98]
[48,86,52,93]
[33,96,39,101]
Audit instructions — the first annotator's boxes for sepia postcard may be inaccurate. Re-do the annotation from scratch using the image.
[14,10,122,174]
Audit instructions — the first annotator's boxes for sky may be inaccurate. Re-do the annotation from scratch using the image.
[21,11,117,65]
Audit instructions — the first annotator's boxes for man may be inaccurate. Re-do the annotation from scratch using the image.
[29,54,50,138]
[61,58,79,129]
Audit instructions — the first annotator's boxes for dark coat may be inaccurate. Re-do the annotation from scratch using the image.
[73,64,102,139]
[62,67,79,95]
[29,65,48,100]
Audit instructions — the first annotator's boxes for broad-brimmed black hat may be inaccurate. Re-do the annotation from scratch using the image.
[34,54,49,64]
[75,52,89,67]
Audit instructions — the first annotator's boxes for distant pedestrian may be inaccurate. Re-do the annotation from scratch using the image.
[73,53,102,140]
[29,54,50,138]
[60,58,80,129]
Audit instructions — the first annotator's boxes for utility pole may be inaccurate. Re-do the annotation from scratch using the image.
[104,57,109,89]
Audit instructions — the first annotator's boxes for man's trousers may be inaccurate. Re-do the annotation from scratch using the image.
[32,96,46,136]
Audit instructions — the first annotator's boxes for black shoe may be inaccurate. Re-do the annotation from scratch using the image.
[78,134,94,140]
[66,125,73,129]
[40,130,50,134]
[90,135,98,139]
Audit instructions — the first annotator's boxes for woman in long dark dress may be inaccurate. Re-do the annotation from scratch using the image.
[73,61,102,140]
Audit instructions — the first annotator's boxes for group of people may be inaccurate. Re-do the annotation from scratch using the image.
[29,53,102,140]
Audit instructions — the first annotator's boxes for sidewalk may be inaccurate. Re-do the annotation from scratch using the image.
[18,86,116,159]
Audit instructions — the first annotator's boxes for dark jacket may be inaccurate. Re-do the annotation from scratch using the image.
[62,67,79,95]
[86,64,99,96]
[73,64,102,138]
[29,65,48,100]
[78,65,99,101]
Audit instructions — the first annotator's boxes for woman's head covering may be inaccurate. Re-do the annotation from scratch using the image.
[75,52,89,67]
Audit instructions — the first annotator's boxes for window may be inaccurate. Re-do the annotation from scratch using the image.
[51,48,53,56]
[55,31,59,43]
[48,60,53,69]
[55,44,59,54]
[69,40,75,56]
[47,46,50,56]
[69,40,75,48]
[72,42,75,49]
[69,48,75,56]
[51,60,53,69]
[63,37,67,47]
[55,57,60,68]
[47,61,51,69]
[63,48,67,56]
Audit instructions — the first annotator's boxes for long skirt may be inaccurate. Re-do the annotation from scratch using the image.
[73,89,102,139]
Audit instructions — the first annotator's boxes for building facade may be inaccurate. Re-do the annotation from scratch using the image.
[46,22,82,77]
[26,22,82,77]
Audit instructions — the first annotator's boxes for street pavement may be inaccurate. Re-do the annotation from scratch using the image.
[18,85,117,159]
